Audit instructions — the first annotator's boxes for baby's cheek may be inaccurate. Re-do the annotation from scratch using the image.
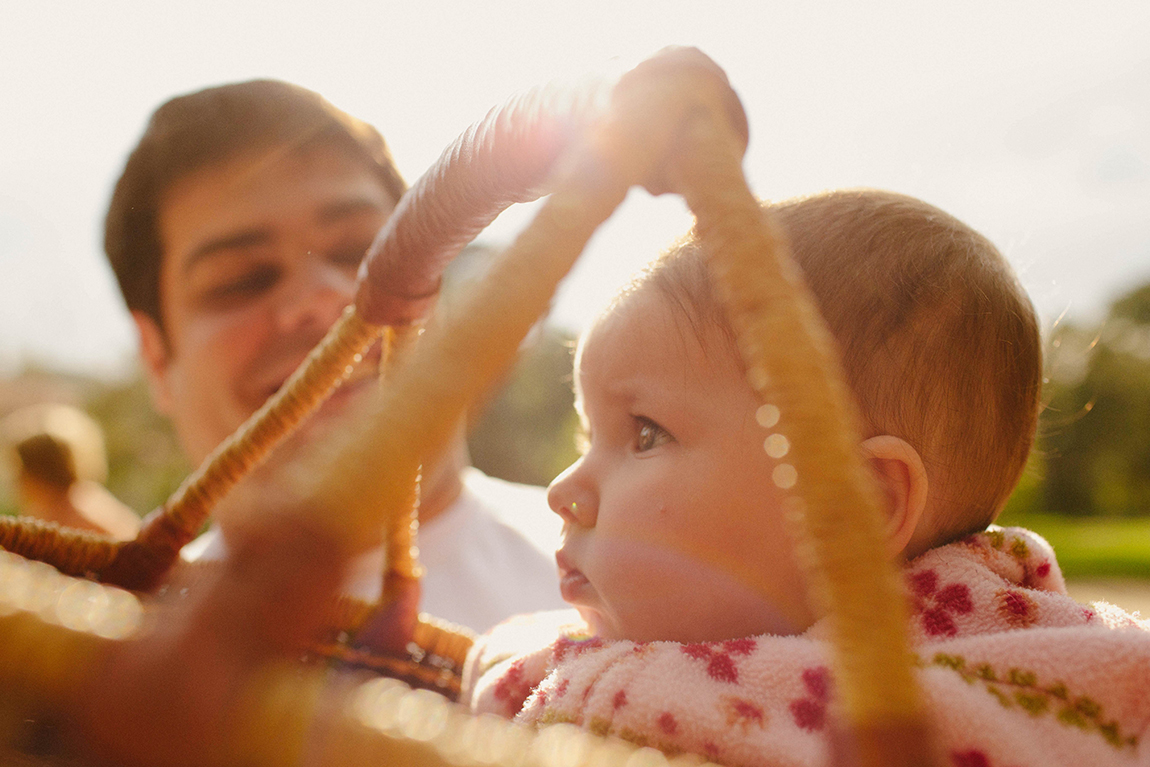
[591,537,712,640]
[593,535,802,641]
[595,537,689,594]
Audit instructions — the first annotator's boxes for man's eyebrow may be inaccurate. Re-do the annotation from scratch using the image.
[181,198,387,274]
[183,229,272,274]
[316,197,389,224]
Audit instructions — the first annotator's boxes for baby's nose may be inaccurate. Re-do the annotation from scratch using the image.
[547,463,596,528]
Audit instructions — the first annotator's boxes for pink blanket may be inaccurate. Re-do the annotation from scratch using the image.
[463,527,1150,766]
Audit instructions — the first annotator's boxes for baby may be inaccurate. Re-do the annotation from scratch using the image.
[543,187,1042,644]
[464,190,1150,767]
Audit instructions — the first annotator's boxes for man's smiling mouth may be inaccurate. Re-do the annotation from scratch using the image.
[258,338,383,407]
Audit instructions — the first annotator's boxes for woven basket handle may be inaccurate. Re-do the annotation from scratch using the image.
[354,50,748,328]
[355,86,593,326]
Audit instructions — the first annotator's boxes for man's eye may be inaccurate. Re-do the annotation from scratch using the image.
[635,418,672,453]
[203,266,279,306]
[328,241,372,268]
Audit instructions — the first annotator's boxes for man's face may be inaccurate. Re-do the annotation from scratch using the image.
[135,144,396,465]
[547,288,814,644]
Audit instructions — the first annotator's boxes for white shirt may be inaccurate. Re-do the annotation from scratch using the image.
[181,467,566,633]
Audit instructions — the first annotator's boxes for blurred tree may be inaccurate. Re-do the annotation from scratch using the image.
[1039,280,1150,516]
[84,375,189,515]
[468,325,581,487]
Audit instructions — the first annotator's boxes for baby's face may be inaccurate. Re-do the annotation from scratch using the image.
[547,288,813,643]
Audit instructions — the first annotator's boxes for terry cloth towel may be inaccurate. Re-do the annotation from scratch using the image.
[464,527,1150,767]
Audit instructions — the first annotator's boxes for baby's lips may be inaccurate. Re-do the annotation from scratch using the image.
[555,548,578,578]
[556,548,593,605]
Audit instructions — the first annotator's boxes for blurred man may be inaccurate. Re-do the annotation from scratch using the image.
[104,80,564,631]
[2,403,140,541]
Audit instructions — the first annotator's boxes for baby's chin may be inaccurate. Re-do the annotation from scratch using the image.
[573,606,615,639]
[585,594,804,645]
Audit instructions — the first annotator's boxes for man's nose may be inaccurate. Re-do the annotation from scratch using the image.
[274,256,356,333]
[547,460,597,528]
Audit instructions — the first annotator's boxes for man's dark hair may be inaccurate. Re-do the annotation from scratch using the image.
[105,79,407,329]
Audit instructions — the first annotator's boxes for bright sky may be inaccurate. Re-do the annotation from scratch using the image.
[2,0,1148,377]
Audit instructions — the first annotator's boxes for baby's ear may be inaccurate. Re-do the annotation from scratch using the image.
[859,435,928,559]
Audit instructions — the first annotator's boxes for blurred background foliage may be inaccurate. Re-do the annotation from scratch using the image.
[998,279,1150,576]
[2,279,1149,578]
[467,325,581,486]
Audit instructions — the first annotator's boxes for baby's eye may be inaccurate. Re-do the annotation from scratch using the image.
[635,417,672,453]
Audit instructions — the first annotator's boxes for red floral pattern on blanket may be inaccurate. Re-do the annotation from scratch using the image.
[681,638,757,683]
[997,589,1039,628]
[788,667,832,731]
[463,527,1150,767]
[910,569,974,637]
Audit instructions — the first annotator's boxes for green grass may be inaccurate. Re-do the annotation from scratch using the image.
[996,509,1150,579]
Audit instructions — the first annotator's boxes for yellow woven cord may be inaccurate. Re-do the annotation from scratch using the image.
[170,563,472,695]
[672,113,923,730]
[1,308,382,592]
[379,325,424,585]
[409,614,476,668]
[0,516,119,578]
[325,596,474,655]
[155,306,383,550]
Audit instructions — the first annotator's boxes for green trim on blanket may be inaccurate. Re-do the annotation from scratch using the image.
[927,653,1137,750]
[977,528,1032,564]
